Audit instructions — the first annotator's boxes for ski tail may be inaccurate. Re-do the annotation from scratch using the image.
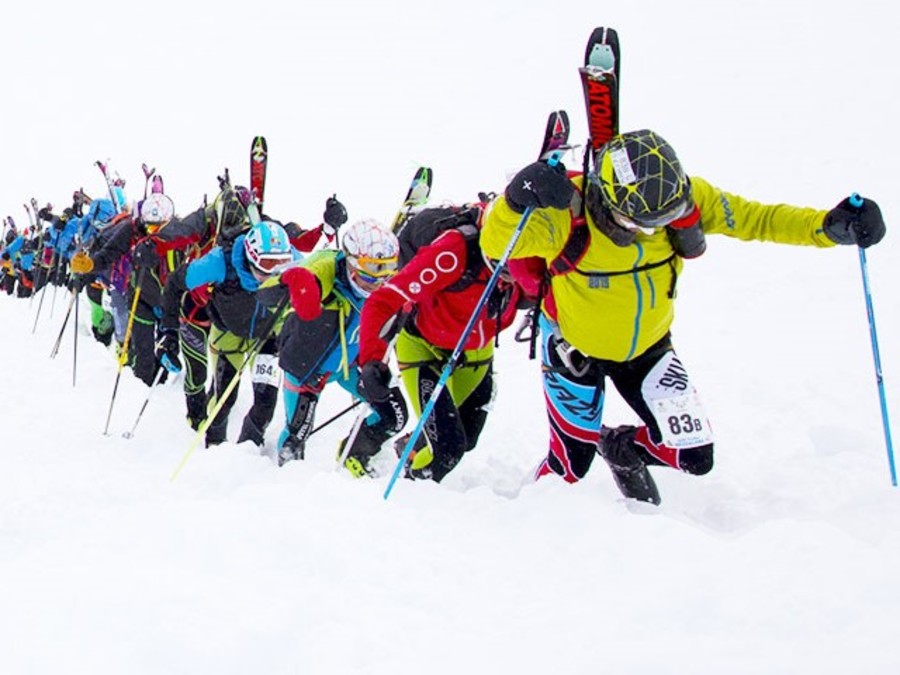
[539,110,571,162]
[141,163,156,200]
[250,135,268,207]
[96,160,123,214]
[390,166,433,233]
[579,26,620,161]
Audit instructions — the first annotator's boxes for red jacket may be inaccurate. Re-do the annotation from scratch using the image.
[359,229,521,364]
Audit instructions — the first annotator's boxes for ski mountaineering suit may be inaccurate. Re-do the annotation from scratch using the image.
[480,174,835,482]
[359,225,524,481]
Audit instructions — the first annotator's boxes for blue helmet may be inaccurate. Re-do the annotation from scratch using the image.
[244,220,293,274]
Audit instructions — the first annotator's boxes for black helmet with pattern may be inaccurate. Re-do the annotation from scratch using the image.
[593,129,692,228]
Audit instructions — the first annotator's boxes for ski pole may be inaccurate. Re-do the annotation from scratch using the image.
[336,402,371,471]
[311,399,363,438]
[102,271,144,434]
[122,366,167,439]
[31,251,54,334]
[850,193,896,486]
[72,282,79,387]
[50,289,77,358]
[170,339,264,480]
[48,250,63,318]
[170,296,289,481]
[338,316,407,472]
[384,200,543,499]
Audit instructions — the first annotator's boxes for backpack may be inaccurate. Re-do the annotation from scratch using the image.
[394,205,485,292]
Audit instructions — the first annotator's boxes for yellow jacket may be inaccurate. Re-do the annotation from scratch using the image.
[480,175,835,362]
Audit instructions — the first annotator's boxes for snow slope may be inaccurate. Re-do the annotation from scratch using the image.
[2,1,900,673]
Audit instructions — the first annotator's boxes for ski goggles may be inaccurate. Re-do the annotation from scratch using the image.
[608,199,694,231]
[349,255,399,283]
[249,253,293,275]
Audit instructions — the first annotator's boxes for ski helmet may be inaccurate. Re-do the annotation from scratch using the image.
[140,193,175,226]
[244,220,293,274]
[215,186,248,240]
[342,219,400,292]
[233,185,253,208]
[593,129,692,228]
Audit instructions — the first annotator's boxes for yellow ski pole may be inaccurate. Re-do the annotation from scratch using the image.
[170,294,288,481]
[102,270,144,435]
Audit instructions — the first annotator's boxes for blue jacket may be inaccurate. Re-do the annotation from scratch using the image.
[162,234,300,339]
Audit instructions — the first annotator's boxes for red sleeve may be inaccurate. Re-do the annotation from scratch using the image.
[281,267,322,320]
[508,256,546,300]
[290,225,332,253]
[358,229,469,364]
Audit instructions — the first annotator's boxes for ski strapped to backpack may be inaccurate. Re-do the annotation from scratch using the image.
[250,135,267,208]
[579,26,620,155]
[391,166,432,233]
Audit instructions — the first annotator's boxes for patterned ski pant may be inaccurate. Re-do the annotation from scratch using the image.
[535,314,714,482]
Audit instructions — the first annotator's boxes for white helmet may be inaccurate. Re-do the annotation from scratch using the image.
[341,219,400,293]
[140,193,175,226]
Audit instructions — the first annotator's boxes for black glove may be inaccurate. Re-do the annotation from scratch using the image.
[132,239,161,269]
[155,328,182,373]
[283,221,303,240]
[368,386,408,436]
[358,360,393,403]
[38,207,53,221]
[68,274,89,293]
[323,194,348,230]
[505,161,574,213]
[823,196,886,249]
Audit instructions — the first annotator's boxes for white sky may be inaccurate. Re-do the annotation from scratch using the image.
[3,0,897,226]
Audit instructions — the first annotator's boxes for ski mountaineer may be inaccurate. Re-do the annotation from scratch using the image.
[356,203,529,482]
[273,218,406,473]
[0,219,18,295]
[69,192,178,385]
[62,196,120,346]
[0,227,37,298]
[156,219,299,447]
[144,185,346,429]
[482,128,886,505]
[68,185,131,346]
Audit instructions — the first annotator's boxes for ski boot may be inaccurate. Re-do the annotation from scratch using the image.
[598,425,661,505]
[277,435,305,466]
[237,416,266,447]
[393,432,435,480]
[205,417,228,448]
[338,423,386,478]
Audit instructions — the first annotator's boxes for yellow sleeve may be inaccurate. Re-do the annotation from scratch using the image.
[481,194,574,262]
[692,176,835,248]
[301,249,337,297]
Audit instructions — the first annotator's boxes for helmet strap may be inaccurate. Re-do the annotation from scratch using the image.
[584,182,636,247]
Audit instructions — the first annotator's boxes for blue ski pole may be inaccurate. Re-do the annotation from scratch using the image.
[850,193,896,486]
[382,202,536,499]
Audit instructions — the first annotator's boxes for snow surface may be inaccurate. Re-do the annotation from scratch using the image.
[3,1,900,673]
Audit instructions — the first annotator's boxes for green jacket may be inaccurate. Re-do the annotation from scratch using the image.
[480,175,835,362]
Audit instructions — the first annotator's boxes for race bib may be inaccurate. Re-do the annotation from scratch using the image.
[642,352,713,449]
[252,353,281,387]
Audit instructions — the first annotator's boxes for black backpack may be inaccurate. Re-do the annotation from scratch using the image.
[394,205,484,291]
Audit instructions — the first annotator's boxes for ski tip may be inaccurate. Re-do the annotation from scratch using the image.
[585,26,619,70]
